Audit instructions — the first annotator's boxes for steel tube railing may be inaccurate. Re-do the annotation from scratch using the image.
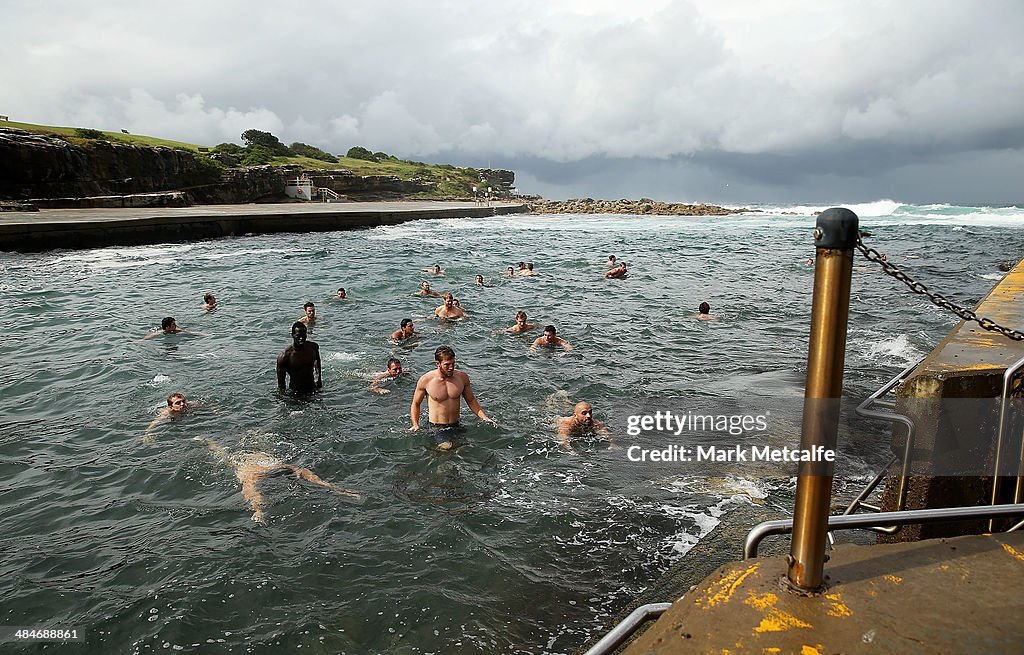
[581,603,673,655]
[746,503,1024,558]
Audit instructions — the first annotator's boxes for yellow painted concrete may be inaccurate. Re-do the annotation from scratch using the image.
[622,531,1024,654]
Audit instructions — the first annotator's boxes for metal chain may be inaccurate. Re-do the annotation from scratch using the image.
[855,235,1024,342]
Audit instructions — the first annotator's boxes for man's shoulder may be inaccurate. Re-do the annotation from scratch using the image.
[416,370,437,383]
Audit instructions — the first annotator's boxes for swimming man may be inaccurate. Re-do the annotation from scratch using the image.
[144,392,191,442]
[504,310,536,333]
[694,302,717,321]
[605,262,628,278]
[369,358,404,394]
[435,293,466,320]
[144,317,204,340]
[197,437,360,523]
[298,302,317,325]
[531,325,572,352]
[391,318,418,341]
[416,281,442,297]
[556,401,612,453]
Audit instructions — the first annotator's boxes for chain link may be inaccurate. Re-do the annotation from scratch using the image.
[855,236,1024,342]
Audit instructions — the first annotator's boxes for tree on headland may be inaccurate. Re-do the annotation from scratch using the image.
[241,129,292,155]
[346,146,376,161]
[290,142,338,163]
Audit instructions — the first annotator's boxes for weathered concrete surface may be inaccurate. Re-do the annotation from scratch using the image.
[880,258,1024,540]
[622,530,1024,654]
[0,201,529,252]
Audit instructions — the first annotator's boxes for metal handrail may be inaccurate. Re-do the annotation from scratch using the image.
[853,359,921,516]
[827,454,898,546]
[990,355,1024,530]
[581,603,673,655]
[745,502,1024,558]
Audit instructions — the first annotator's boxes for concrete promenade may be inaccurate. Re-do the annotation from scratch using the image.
[0,200,530,252]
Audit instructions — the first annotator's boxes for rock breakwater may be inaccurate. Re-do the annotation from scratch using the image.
[528,198,750,216]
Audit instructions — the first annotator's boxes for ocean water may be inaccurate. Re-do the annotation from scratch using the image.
[0,202,1022,654]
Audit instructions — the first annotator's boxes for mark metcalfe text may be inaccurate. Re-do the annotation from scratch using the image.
[626,444,836,463]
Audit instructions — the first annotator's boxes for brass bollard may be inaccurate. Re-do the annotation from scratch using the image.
[788,208,858,591]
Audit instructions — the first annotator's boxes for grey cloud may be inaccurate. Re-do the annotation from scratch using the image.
[2,0,1023,202]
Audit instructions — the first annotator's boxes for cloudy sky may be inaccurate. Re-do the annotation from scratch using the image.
[3,0,1024,204]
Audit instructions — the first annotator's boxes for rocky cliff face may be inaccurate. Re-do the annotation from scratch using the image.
[0,128,220,199]
[301,169,432,199]
[0,127,517,206]
[528,198,748,215]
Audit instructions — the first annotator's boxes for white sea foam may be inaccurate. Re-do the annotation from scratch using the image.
[146,374,171,387]
[325,351,364,362]
[851,333,923,367]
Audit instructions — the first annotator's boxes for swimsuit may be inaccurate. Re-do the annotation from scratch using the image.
[428,421,462,444]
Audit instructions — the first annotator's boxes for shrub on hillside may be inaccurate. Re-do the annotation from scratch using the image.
[74,128,106,139]
[213,142,244,155]
[240,144,277,166]
[346,146,376,161]
[290,142,339,163]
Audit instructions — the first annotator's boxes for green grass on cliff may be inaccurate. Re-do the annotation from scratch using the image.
[1,119,489,197]
[1,119,203,150]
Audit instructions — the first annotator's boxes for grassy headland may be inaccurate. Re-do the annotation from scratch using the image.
[0,119,496,198]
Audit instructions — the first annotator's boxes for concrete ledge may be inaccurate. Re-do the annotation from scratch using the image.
[880,257,1024,540]
[622,531,1024,654]
[0,201,530,252]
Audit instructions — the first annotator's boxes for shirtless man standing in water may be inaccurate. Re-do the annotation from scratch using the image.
[410,346,495,450]
[277,322,322,392]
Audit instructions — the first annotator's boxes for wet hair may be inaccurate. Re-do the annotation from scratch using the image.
[515,310,527,320]
[544,325,556,334]
[434,345,455,362]
[400,318,413,329]
[608,255,616,261]
[291,321,306,333]
[387,358,401,368]
[304,302,315,310]
[442,292,453,300]
[203,293,215,304]
[527,262,534,270]
[699,302,711,314]
[166,392,185,406]
[161,317,176,330]
[338,287,346,293]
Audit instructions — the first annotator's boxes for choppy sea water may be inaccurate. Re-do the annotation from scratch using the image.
[0,204,1022,654]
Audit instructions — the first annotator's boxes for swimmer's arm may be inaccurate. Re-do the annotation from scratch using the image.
[463,382,495,426]
[142,331,161,340]
[410,383,427,430]
[313,346,323,388]
[276,353,288,390]
[195,437,232,467]
[560,340,573,352]
[556,421,578,454]
[143,410,170,441]
[369,372,390,394]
